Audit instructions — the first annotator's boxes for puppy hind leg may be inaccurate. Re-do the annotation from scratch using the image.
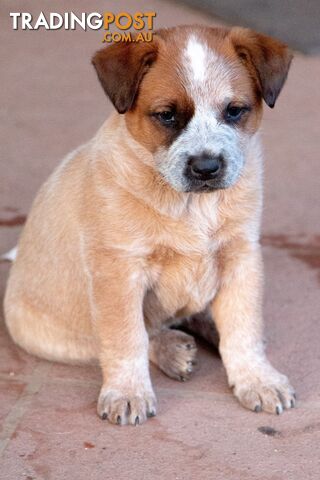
[178,309,220,349]
[149,328,197,381]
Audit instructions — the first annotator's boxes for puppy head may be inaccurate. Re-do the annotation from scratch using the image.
[92,26,292,192]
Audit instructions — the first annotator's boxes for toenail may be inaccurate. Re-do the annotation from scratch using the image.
[276,406,281,415]
[147,410,156,418]
[290,399,295,408]
[254,405,262,413]
[101,412,108,420]
[135,416,140,426]
[117,415,121,424]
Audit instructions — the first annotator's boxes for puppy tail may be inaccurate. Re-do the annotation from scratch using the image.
[0,246,18,262]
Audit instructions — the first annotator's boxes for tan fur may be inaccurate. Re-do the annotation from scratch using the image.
[4,26,295,425]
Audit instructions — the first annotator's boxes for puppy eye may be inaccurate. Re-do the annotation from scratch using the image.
[155,111,176,126]
[225,104,248,122]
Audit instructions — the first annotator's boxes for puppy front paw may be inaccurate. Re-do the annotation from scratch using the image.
[232,368,296,415]
[97,387,157,425]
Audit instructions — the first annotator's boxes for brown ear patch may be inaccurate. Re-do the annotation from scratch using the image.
[92,40,158,114]
[230,27,293,108]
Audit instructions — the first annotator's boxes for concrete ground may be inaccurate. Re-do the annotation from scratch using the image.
[1,1,320,479]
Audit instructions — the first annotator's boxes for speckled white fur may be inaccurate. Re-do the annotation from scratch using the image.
[156,35,248,192]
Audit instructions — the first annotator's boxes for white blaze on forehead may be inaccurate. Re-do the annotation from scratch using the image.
[185,36,208,82]
[183,34,234,104]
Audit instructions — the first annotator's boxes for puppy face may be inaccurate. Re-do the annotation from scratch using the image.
[92,26,292,193]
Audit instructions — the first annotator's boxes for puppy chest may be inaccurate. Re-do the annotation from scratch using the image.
[147,247,219,316]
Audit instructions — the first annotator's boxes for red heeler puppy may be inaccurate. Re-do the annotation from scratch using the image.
[4,25,295,425]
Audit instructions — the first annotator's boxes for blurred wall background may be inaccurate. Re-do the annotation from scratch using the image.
[178,0,320,53]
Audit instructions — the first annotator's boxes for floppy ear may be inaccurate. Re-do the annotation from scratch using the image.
[230,27,293,108]
[92,40,158,114]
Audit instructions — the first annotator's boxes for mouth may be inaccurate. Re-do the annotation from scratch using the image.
[185,179,227,193]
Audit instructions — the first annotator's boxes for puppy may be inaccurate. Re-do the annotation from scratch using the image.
[4,25,295,425]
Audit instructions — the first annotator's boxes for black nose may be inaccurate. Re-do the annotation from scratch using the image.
[188,154,222,180]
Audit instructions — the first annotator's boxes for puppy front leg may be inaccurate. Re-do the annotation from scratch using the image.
[212,241,295,414]
[88,254,156,425]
